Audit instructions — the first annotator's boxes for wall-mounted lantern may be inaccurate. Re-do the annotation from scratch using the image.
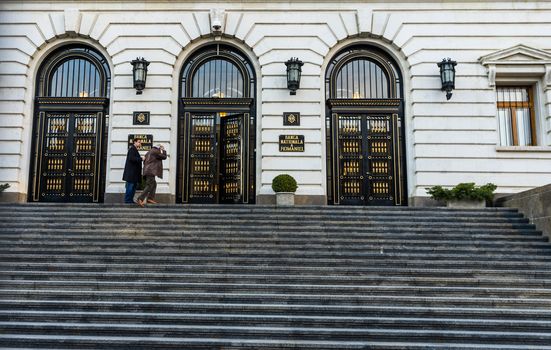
[131,57,150,95]
[437,58,457,100]
[285,58,304,95]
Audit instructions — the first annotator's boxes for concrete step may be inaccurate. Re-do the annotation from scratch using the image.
[2,241,551,254]
[3,269,551,284]
[2,289,551,308]
[0,213,529,224]
[1,204,550,349]
[4,300,551,320]
[3,264,551,278]
[3,334,551,350]
[3,277,551,291]
[0,231,546,241]
[2,283,551,298]
[2,322,551,345]
[0,221,537,230]
[3,310,551,332]
[3,253,551,264]
[2,247,550,260]
[4,260,551,272]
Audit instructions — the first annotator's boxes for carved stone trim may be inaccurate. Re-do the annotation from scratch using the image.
[36,97,108,111]
[182,98,252,106]
[37,97,108,105]
[327,99,401,112]
[480,45,551,88]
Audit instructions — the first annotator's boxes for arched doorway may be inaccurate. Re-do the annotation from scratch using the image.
[28,44,111,203]
[325,45,407,205]
[177,44,256,204]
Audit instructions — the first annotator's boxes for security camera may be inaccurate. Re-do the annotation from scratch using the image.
[212,19,222,32]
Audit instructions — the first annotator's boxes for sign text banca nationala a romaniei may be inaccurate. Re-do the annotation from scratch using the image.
[128,134,153,151]
[279,135,305,152]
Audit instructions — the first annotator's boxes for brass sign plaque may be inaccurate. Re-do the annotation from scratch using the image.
[133,111,150,125]
[128,134,153,151]
[279,135,305,152]
[283,112,300,126]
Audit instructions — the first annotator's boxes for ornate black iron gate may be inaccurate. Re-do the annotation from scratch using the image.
[327,99,405,206]
[30,98,108,202]
[178,99,255,204]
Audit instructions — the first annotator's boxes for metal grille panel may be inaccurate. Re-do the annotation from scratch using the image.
[220,115,243,203]
[191,59,244,98]
[333,113,398,205]
[189,114,217,202]
[36,112,102,202]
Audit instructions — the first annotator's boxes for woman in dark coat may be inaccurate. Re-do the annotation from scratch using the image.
[122,139,142,203]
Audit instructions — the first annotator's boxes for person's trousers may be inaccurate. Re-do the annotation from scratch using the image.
[124,182,137,203]
[138,175,157,201]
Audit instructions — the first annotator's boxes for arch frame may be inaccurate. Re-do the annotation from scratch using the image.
[21,38,115,202]
[321,38,413,205]
[37,45,111,98]
[181,47,253,99]
[173,39,261,204]
[327,49,400,100]
[25,39,114,202]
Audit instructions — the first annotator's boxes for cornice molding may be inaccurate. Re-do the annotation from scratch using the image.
[479,45,551,88]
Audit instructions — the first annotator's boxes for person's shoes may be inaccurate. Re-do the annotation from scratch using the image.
[136,199,145,207]
[146,199,158,204]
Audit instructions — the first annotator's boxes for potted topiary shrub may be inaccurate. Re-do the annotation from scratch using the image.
[426,182,497,208]
[272,174,298,206]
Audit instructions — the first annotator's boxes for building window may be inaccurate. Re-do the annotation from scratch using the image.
[496,86,537,146]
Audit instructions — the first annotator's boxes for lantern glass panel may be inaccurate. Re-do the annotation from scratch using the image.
[288,68,300,83]
[134,67,145,83]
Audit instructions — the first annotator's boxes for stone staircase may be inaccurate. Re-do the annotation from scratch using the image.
[0,203,550,349]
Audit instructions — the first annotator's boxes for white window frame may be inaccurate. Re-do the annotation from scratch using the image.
[480,44,551,149]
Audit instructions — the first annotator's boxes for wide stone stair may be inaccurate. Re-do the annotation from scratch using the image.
[0,203,551,349]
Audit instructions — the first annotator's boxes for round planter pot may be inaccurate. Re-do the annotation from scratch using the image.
[276,192,295,206]
[446,199,486,208]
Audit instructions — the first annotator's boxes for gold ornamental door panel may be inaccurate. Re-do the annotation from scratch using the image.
[187,113,218,204]
[332,112,402,206]
[220,114,244,203]
[32,110,104,202]
[182,111,251,204]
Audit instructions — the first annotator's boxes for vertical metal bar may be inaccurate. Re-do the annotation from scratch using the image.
[76,59,81,97]
[94,112,102,202]
[63,62,69,97]
[86,60,91,96]
[229,61,234,98]
[371,63,376,99]
[392,113,400,205]
[183,112,190,202]
[360,60,368,98]
[33,112,46,201]
[332,113,340,204]
[71,58,77,97]
[90,64,96,97]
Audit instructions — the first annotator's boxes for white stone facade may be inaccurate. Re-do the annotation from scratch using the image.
[1,0,550,204]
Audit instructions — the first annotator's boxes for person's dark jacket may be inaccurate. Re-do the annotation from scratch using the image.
[122,145,142,183]
[143,146,167,178]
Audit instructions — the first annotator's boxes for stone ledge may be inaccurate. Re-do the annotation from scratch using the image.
[104,193,175,204]
[496,146,551,152]
[0,192,27,203]
[501,183,551,240]
[257,194,326,205]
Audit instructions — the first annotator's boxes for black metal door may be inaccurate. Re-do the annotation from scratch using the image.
[188,113,218,203]
[184,112,249,204]
[33,110,103,202]
[333,113,399,205]
[220,114,243,203]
